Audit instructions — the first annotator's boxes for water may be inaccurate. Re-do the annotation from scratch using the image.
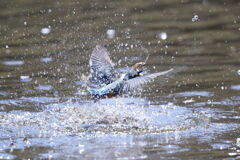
[0,0,240,159]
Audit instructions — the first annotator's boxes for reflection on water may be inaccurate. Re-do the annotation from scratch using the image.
[0,0,240,159]
[1,60,24,66]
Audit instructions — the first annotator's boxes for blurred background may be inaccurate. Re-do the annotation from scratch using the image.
[0,0,240,159]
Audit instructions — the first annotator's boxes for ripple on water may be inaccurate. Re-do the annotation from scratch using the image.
[1,60,24,66]
[230,84,240,91]
[35,85,53,91]
[40,57,53,63]
[0,91,9,96]
[171,91,214,97]
[0,97,59,111]
[193,96,240,107]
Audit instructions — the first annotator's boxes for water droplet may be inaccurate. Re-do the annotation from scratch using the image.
[236,138,240,147]
[183,98,195,104]
[23,137,31,145]
[79,149,85,154]
[20,76,32,82]
[10,142,15,148]
[156,32,167,40]
[106,29,115,39]
[192,15,200,22]
[75,91,87,96]
[237,70,240,75]
[41,27,51,35]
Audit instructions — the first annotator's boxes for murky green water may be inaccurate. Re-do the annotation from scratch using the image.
[0,0,240,159]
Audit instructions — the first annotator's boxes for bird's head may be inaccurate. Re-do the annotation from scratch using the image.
[133,62,145,74]
[133,54,150,75]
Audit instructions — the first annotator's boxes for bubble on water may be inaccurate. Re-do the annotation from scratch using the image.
[41,27,51,35]
[192,15,200,22]
[156,32,167,40]
[20,76,32,82]
[106,29,115,39]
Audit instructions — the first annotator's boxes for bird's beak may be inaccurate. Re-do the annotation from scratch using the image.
[144,54,150,64]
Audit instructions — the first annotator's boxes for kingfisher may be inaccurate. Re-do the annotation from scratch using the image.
[87,45,174,98]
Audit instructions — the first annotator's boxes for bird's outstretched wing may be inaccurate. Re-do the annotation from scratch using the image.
[89,45,115,85]
[122,68,174,92]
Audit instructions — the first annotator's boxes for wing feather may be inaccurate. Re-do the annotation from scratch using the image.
[122,68,174,92]
[89,45,115,85]
[89,45,114,71]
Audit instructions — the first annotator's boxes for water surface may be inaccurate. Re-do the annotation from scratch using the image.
[0,0,240,159]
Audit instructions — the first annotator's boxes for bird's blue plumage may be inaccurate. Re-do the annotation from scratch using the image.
[87,74,126,96]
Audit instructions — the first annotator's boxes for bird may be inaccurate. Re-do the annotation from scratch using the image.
[87,44,174,99]
[88,44,149,87]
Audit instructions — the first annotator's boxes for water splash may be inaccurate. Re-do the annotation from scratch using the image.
[0,98,209,139]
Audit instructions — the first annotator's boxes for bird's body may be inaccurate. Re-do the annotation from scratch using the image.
[86,45,174,99]
[87,74,125,98]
